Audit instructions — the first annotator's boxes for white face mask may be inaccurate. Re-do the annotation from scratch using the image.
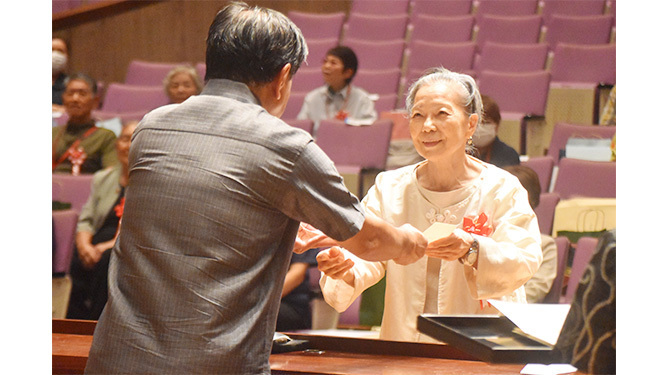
[472,122,497,148]
[52,50,68,75]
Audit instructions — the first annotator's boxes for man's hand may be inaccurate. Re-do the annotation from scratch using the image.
[392,224,428,265]
[78,242,103,269]
[293,223,337,254]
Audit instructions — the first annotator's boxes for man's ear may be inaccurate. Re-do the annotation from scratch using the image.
[274,63,292,101]
[342,68,354,82]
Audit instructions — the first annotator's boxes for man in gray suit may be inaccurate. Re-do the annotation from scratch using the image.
[85,2,426,374]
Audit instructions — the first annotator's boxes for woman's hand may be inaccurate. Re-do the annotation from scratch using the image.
[425,228,475,262]
[316,246,355,286]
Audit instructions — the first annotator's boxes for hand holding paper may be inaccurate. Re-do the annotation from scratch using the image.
[422,222,457,242]
[422,222,474,262]
[316,246,355,286]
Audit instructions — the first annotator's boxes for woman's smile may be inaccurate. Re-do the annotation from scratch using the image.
[422,139,442,147]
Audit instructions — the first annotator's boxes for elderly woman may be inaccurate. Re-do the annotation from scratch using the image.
[317,68,543,342]
[163,65,203,104]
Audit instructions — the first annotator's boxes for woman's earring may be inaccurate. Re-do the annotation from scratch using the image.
[467,137,474,146]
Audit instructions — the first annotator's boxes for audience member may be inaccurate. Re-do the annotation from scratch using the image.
[276,248,319,332]
[85,3,426,374]
[471,94,520,167]
[600,85,616,126]
[52,37,69,112]
[52,73,118,175]
[503,164,557,303]
[317,68,542,343]
[297,46,377,133]
[163,65,204,104]
[600,85,616,162]
[554,229,615,374]
[66,121,138,320]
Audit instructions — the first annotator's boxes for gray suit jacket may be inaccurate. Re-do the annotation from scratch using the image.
[85,79,365,374]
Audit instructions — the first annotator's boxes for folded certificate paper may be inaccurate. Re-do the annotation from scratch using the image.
[488,299,571,346]
[423,222,457,242]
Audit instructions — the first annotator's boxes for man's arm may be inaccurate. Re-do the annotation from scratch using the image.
[339,214,426,265]
[295,215,426,265]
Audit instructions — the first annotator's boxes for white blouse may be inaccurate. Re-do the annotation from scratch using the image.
[320,158,543,342]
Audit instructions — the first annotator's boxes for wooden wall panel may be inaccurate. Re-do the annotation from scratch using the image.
[53,1,351,85]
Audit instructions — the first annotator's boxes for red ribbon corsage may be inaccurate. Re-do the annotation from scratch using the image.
[462,213,493,237]
[114,197,125,218]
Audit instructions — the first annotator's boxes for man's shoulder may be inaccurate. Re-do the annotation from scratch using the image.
[139,95,312,150]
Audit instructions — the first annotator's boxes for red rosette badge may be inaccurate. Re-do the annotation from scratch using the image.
[462,213,492,237]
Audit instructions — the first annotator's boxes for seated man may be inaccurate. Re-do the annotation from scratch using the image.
[52,73,118,174]
[297,46,377,134]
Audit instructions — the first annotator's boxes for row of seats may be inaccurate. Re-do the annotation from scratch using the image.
[287,41,615,113]
[346,0,614,20]
[291,10,615,83]
[526,158,615,233]
[293,10,615,53]
[296,0,615,29]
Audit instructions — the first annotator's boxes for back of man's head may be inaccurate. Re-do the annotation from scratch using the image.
[205,2,308,85]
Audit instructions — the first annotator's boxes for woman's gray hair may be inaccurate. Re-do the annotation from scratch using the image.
[405,67,483,121]
[163,65,204,95]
